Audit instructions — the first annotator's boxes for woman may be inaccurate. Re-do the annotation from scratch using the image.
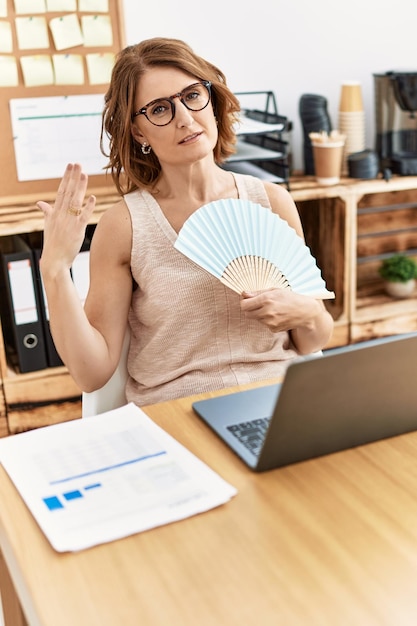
[38,37,334,406]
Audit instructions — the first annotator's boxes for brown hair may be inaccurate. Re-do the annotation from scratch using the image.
[101,37,241,195]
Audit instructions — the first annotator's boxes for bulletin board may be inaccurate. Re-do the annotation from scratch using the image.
[0,0,125,199]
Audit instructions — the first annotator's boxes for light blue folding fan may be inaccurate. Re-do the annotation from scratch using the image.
[174,199,335,299]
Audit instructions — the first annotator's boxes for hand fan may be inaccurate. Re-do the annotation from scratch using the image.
[174,199,335,299]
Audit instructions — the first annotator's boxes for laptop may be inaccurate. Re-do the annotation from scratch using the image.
[192,333,417,472]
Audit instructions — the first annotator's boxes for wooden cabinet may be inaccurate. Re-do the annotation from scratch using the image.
[292,175,417,348]
[1,176,417,437]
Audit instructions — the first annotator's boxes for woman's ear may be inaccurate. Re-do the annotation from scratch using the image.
[131,123,145,142]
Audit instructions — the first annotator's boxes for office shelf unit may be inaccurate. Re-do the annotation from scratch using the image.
[290,175,417,348]
[223,91,292,187]
[1,176,417,437]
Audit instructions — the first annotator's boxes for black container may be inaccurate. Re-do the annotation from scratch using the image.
[299,94,332,175]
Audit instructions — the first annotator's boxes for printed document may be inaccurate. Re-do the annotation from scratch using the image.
[0,403,237,552]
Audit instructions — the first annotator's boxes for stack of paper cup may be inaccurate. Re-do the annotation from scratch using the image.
[338,81,365,175]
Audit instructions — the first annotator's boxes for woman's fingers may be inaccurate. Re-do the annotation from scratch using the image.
[52,163,87,211]
[37,163,92,218]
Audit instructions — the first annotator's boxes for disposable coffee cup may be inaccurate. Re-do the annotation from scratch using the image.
[339,81,363,112]
[311,141,345,185]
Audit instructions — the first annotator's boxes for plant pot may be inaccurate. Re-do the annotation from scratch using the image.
[384,279,416,299]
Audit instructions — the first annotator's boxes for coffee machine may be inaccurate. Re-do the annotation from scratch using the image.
[374,71,417,174]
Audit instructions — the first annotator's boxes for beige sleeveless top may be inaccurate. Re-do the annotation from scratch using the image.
[124,173,298,406]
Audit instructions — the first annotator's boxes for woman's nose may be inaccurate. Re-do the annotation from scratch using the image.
[175,100,195,126]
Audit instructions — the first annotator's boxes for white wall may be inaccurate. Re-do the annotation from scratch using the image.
[121,0,417,172]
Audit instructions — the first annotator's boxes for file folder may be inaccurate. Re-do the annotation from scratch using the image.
[0,235,48,373]
[33,248,63,368]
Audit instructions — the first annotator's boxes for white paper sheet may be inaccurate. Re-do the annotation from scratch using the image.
[234,113,285,135]
[0,403,237,552]
[9,94,108,181]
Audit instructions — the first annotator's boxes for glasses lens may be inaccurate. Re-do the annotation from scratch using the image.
[181,82,210,111]
[142,82,211,126]
[146,99,173,126]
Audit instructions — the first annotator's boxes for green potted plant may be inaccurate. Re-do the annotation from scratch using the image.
[378,254,417,298]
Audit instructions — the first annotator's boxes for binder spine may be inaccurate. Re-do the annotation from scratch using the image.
[0,240,48,373]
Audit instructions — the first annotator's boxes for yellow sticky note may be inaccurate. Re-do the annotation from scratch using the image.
[0,55,18,86]
[86,52,114,85]
[81,14,112,47]
[53,53,84,85]
[78,0,108,12]
[13,0,46,14]
[15,16,49,50]
[46,0,76,10]
[49,13,84,51]
[20,54,54,86]
[0,0,8,18]
[0,21,13,52]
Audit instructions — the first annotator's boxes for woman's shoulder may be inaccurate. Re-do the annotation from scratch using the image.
[94,197,132,242]
[99,197,130,222]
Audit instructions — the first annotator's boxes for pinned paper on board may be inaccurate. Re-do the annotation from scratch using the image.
[49,13,84,50]
[86,52,114,85]
[0,21,12,53]
[0,56,18,87]
[20,55,54,87]
[9,94,108,181]
[15,16,49,50]
[79,0,109,12]
[13,0,46,14]
[52,54,84,85]
[46,0,77,10]
[81,15,113,47]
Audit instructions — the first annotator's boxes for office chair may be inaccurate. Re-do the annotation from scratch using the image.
[82,327,130,418]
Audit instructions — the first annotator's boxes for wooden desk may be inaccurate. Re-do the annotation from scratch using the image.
[2,383,417,626]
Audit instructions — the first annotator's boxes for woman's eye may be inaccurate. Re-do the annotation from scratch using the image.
[151,101,170,116]
[185,90,199,102]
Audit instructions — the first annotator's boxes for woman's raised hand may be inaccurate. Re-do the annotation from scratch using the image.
[37,163,96,271]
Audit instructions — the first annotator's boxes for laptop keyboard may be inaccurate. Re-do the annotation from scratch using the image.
[226,417,271,457]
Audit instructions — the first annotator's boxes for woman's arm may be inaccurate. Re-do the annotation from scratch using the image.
[37,163,132,391]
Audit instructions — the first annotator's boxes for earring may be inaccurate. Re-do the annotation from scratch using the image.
[141,142,151,155]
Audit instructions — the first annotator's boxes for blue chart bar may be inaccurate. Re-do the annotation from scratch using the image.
[43,496,64,511]
[63,490,83,501]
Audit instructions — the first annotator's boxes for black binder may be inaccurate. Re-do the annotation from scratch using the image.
[33,248,63,368]
[0,235,48,373]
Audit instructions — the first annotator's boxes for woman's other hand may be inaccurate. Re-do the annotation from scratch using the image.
[241,288,333,354]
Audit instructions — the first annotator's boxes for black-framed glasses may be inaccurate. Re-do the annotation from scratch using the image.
[132,80,212,126]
